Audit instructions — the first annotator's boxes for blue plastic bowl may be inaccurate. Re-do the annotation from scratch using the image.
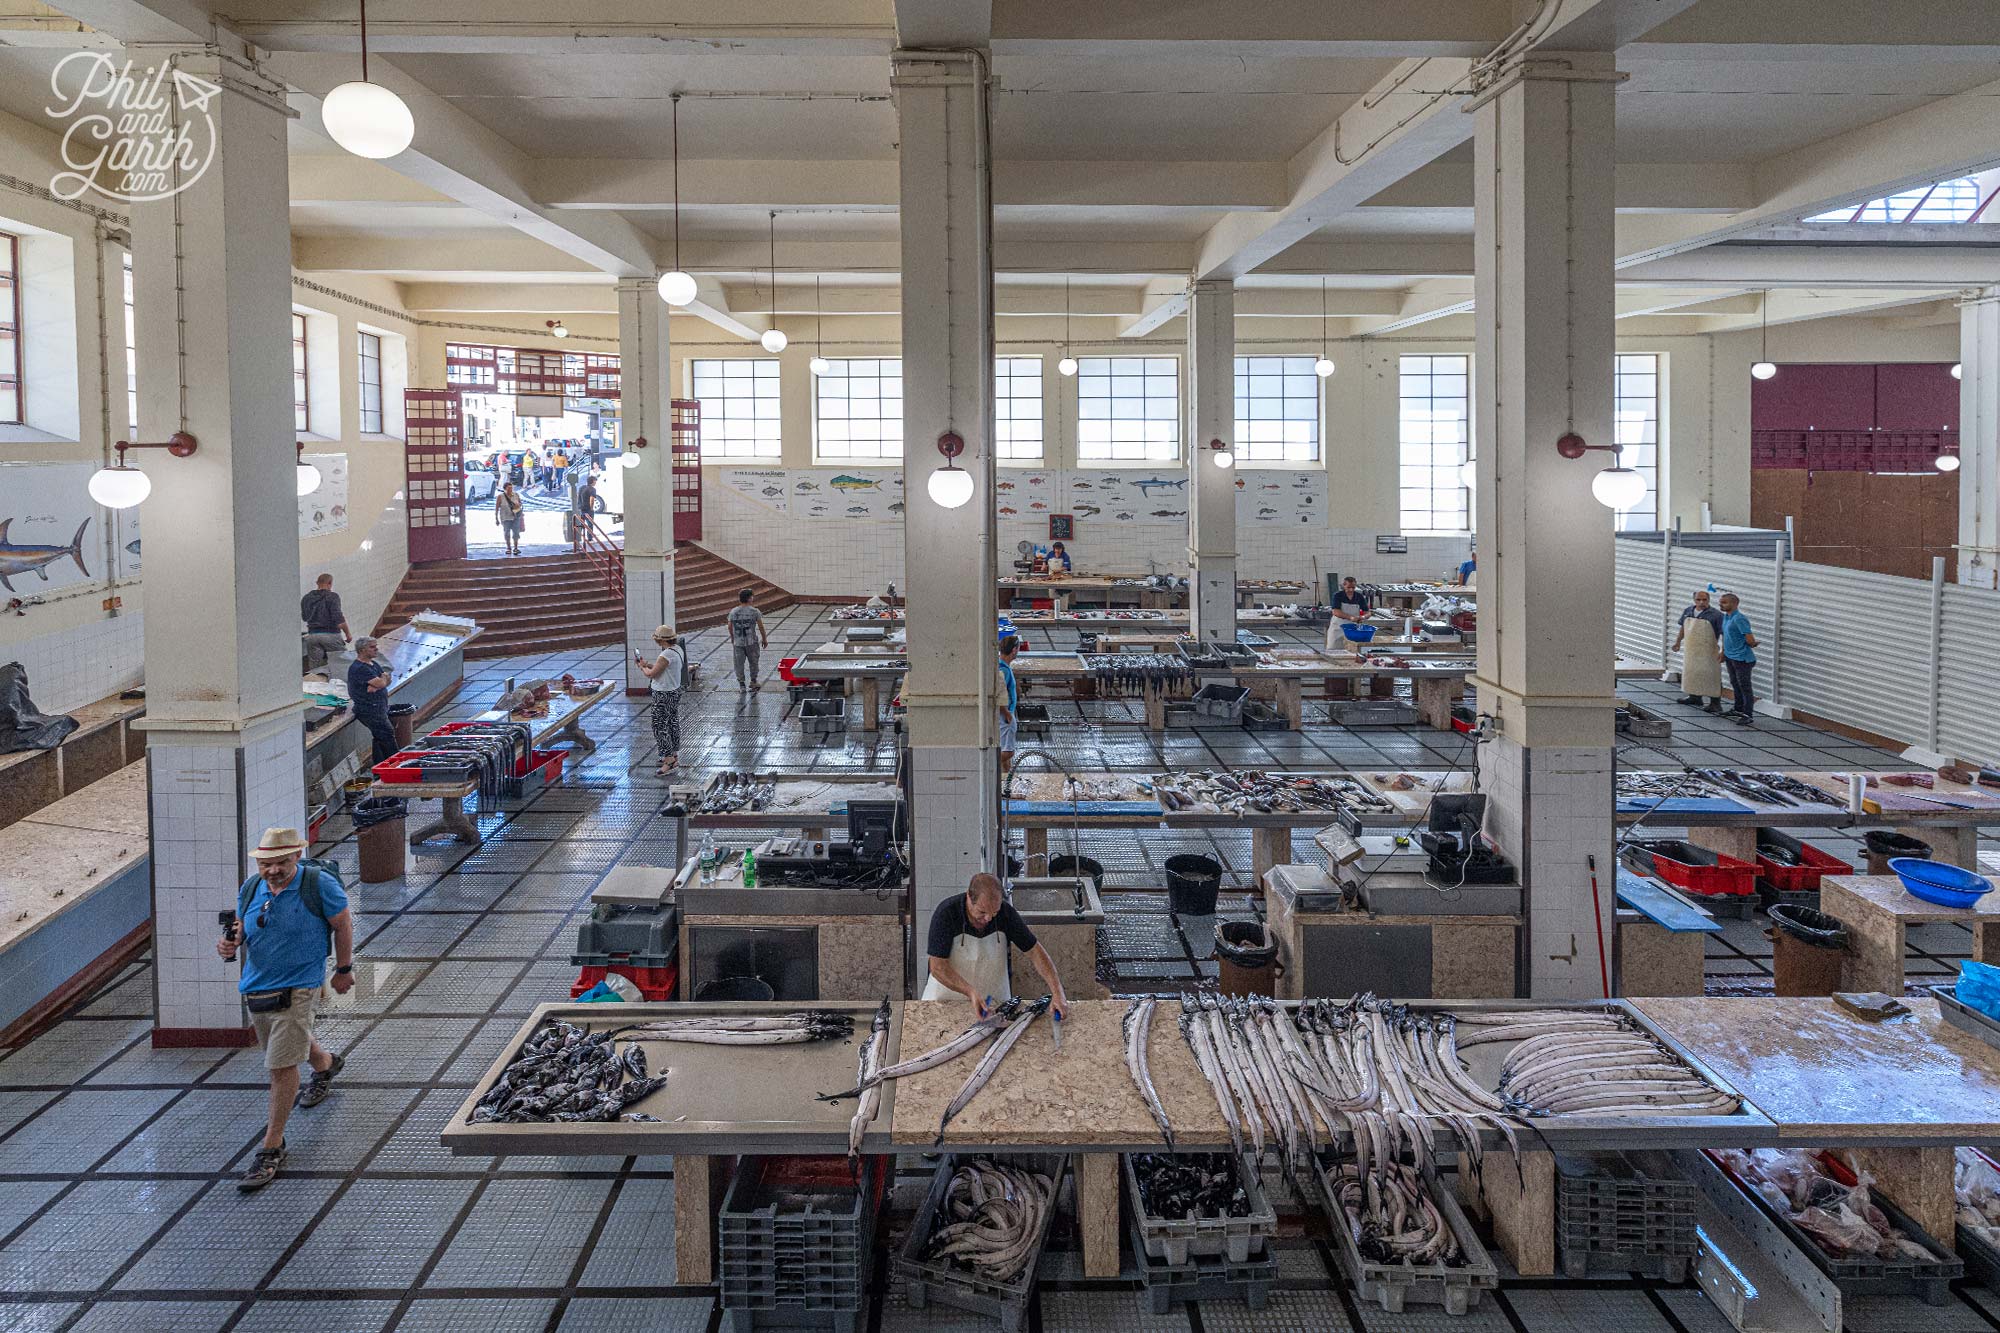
[1341,623,1377,643]
[1888,856,1994,909]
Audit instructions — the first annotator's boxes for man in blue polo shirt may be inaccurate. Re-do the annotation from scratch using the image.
[1717,591,1760,726]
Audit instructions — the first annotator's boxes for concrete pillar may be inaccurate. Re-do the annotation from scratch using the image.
[1186,279,1238,640]
[894,49,999,985]
[1959,288,2000,590]
[619,278,676,690]
[130,52,305,1045]
[1470,53,1620,999]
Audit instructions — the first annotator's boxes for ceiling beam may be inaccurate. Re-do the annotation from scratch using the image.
[1624,244,2000,287]
[895,0,988,49]
[38,0,212,44]
[1630,1,2000,63]
[1364,160,1755,214]
[988,0,1512,58]
[293,232,603,275]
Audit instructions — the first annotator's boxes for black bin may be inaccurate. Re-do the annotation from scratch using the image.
[1164,854,1222,916]
[1767,903,1848,997]
[1049,854,1103,886]
[1863,830,1931,876]
[389,702,417,748]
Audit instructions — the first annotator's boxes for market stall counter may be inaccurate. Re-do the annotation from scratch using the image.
[1818,873,2000,995]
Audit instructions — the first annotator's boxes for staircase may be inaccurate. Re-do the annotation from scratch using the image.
[373,545,792,660]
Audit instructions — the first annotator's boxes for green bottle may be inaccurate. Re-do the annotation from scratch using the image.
[741,847,757,888]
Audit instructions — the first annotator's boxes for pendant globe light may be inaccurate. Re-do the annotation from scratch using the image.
[810,277,831,376]
[295,443,322,497]
[1057,278,1077,376]
[1751,291,1777,380]
[1313,278,1335,377]
[657,95,699,307]
[760,212,788,354]
[1952,363,1964,380]
[320,0,415,160]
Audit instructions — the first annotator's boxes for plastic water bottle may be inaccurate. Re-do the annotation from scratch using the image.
[698,835,717,883]
[741,848,757,888]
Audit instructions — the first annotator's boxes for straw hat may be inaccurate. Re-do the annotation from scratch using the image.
[252,827,308,860]
[653,625,678,643]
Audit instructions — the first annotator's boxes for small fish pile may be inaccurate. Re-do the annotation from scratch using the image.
[1084,654,1193,696]
[1716,1148,1939,1262]
[687,771,778,813]
[1326,1160,1463,1266]
[1131,1153,1248,1221]
[1151,770,1394,816]
[1695,769,1843,808]
[470,1020,669,1124]
[923,1160,1057,1284]
[611,1011,854,1045]
[1058,776,1135,803]
[1479,1009,1743,1117]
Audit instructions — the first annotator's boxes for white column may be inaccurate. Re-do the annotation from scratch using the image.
[619,278,676,690]
[1186,279,1237,640]
[130,52,305,1043]
[1959,288,2000,590]
[1470,52,1620,999]
[895,49,999,984]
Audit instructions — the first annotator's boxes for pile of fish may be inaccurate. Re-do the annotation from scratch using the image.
[469,1020,669,1124]
[1476,1008,1742,1118]
[1057,776,1137,803]
[610,1011,854,1045]
[1956,1148,2000,1244]
[1084,654,1194,696]
[687,771,778,813]
[821,996,1054,1147]
[1150,770,1394,816]
[1326,1160,1463,1266]
[1615,768,1843,809]
[921,1160,1057,1285]
[1130,1152,1249,1221]
[1715,1148,1940,1262]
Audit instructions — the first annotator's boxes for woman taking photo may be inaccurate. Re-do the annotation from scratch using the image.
[495,482,525,555]
[635,625,688,775]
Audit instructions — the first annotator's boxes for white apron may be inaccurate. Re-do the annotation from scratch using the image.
[920,929,1013,1007]
[1681,616,1722,698]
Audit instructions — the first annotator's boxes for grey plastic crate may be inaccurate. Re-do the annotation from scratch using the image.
[1191,683,1250,723]
[894,1154,1067,1333]
[1326,699,1418,727]
[1127,1208,1277,1314]
[1125,1151,1275,1265]
[801,697,848,737]
[569,902,679,966]
[1960,1219,2000,1292]
[1560,1248,1691,1282]
[720,1157,882,1317]
[1320,1162,1499,1316]
[1015,703,1052,738]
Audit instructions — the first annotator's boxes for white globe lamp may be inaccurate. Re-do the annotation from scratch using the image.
[296,460,323,497]
[1591,466,1648,512]
[88,465,151,509]
[1458,460,1477,490]
[1952,362,1964,380]
[1750,361,1778,381]
[657,271,698,307]
[928,467,975,509]
[1313,357,1335,378]
[321,80,414,160]
[1936,453,1962,473]
[760,329,788,354]
[810,356,832,377]
[619,450,644,470]
[1057,356,1078,377]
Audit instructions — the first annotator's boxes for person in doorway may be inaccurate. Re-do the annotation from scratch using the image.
[996,635,1022,772]
[635,624,687,776]
[923,873,1069,1019]
[1325,576,1373,655]
[570,475,600,552]
[216,827,354,1191]
[1671,588,1725,712]
[1456,550,1476,585]
[1047,541,1073,573]
[728,589,768,691]
[1717,591,1760,726]
[550,447,569,491]
[300,573,349,670]
[507,452,526,488]
[495,482,525,556]
[347,637,396,762]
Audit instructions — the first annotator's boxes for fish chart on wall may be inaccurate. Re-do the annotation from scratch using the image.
[798,468,904,521]
[995,470,1059,526]
[299,453,350,539]
[722,468,791,515]
[1067,471,1188,526]
[0,462,110,596]
[1236,470,1327,525]
[116,506,141,579]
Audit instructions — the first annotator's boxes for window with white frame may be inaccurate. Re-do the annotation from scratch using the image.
[292,312,308,434]
[1807,177,1983,224]
[358,331,383,434]
[1398,354,1470,534]
[0,230,21,425]
[995,356,1044,461]
[1076,356,1178,462]
[1614,353,1660,532]
[814,357,902,460]
[691,358,782,460]
[1233,355,1320,463]
[121,253,136,438]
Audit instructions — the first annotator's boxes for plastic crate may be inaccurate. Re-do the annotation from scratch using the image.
[1619,839,1757,898]
[894,1155,1067,1333]
[1125,1151,1276,1266]
[1127,1208,1277,1314]
[1754,828,1854,892]
[720,1156,886,1318]
[1191,683,1250,722]
[1015,703,1051,738]
[1327,699,1419,728]
[569,902,680,966]
[1239,700,1289,732]
[1319,1161,1499,1315]
[370,751,477,784]
[801,697,848,737]
[1556,1152,1696,1276]
[570,961,678,1001]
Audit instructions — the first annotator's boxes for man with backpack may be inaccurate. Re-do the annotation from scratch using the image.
[216,827,356,1192]
[728,588,769,692]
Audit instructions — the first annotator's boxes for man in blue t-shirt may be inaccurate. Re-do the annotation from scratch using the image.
[217,827,355,1190]
[1457,552,1476,585]
[347,636,396,762]
[996,634,1021,772]
[1717,591,1760,726]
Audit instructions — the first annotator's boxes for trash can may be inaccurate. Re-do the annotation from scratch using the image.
[1164,854,1222,916]
[1767,903,1848,997]
[1215,919,1281,998]
[696,976,776,1002]
[389,702,417,749]
[1049,854,1104,887]
[1862,830,1931,877]
[353,795,409,884]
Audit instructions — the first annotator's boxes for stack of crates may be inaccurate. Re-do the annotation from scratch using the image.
[1126,1152,1279,1313]
[568,901,679,1001]
[1556,1152,1697,1281]
[720,1156,886,1333]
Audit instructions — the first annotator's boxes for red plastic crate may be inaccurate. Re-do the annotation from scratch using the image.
[1754,831,1854,892]
[1626,840,1757,897]
[570,961,678,1001]
[370,751,475,783]
[778,656,805,684]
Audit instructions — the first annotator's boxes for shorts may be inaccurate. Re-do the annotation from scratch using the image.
[250,988,322,1069]
[999,719,1018,753]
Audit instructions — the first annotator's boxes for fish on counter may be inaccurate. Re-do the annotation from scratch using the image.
[820,998,1023,1102]
[0,518,91,591]
[469,1019,669,1124]
[1123,997,1174,1149]
[847,998,892,1159]
[935,995,1052,1145]
[609,1011,854,1045]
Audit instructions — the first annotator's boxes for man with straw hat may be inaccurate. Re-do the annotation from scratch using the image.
[217,827,356,1191]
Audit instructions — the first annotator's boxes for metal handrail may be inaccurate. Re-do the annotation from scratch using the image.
[579,516,624,599]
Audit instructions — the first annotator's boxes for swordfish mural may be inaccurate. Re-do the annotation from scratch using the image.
[0,518,90,591]
[0,462,122,596]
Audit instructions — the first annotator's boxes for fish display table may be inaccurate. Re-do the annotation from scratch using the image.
[479,679,619,755]
[780,653,909,732]
[0,693,144,831]
[373,777,482,846]
[998,574,1178,609]
[1818,873,2000,995]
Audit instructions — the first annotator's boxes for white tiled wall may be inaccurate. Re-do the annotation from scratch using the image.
[3,611,147,716]
[300,493,410,639]
[910,742,996,939]
[1479,734,1617,1000]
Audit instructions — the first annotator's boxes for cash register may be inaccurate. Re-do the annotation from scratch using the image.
[750,800,907,890]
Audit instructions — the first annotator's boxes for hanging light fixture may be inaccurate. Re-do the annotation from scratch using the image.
[1936,452,1962,473]
[1057,278,1078,376]
[545,319,568,339]
[320,0,415,160]
[88,432,197,509]
[810,276,831,376]
[927,430,974,508]
[759,211,788,354]
[1458,457,1477,491]
[1208,437,1235,469]
[620,435,648,470]
[1751,291,1777,380]
[657,96,698,307]
[1952,362,1964,380]
[1555,432,1646,512]
[1314,277,1335,377]
[296,443,323,497]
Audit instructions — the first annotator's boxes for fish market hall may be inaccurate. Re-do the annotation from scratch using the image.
[8,4,2000,1330]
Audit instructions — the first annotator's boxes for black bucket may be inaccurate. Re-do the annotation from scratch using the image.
[695,976,775,1003]
[1164,854,1222,916]
[1215,920,1279,966]
[1768,903,1847,948]
[1864,831,1932,858]
[1049,854,1104,886]
[1767,903,1847,997]
[351,795,408,829]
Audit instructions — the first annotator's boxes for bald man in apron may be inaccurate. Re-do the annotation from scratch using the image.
[923,874,1070,1020]
[1671,590,1725,713]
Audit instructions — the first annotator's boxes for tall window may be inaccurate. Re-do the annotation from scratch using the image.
[1076,356,1178,462]
[814,357,902,460]
[1614,353,1660,532]
[691,358,782,459]
[121,253,136,438]
[357,331,383,434]
[292,313,309,433]
[995,356,1044,461]
[1233,355,1321,463]
[0,230,21,425]
[1398,354,1470,533]
[1808,177,1983,224]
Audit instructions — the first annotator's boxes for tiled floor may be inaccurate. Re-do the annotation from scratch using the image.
[1,606,1993,1331]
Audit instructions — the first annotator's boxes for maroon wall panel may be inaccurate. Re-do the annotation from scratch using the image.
[1751,364,1877,431]
[1875,363,1960,431]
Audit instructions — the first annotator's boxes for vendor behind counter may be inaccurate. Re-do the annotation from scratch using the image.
[924,873,1069,1019]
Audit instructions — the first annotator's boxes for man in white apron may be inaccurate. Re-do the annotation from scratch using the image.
[1670,589,1725,713]
[923,874,1070,1020]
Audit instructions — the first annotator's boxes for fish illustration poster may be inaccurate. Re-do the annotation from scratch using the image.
[721,468,790,515]
[1235,470,1326,524]
[299,453,349,539]
[0,462,114,596]
[1067,470,1188,526]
